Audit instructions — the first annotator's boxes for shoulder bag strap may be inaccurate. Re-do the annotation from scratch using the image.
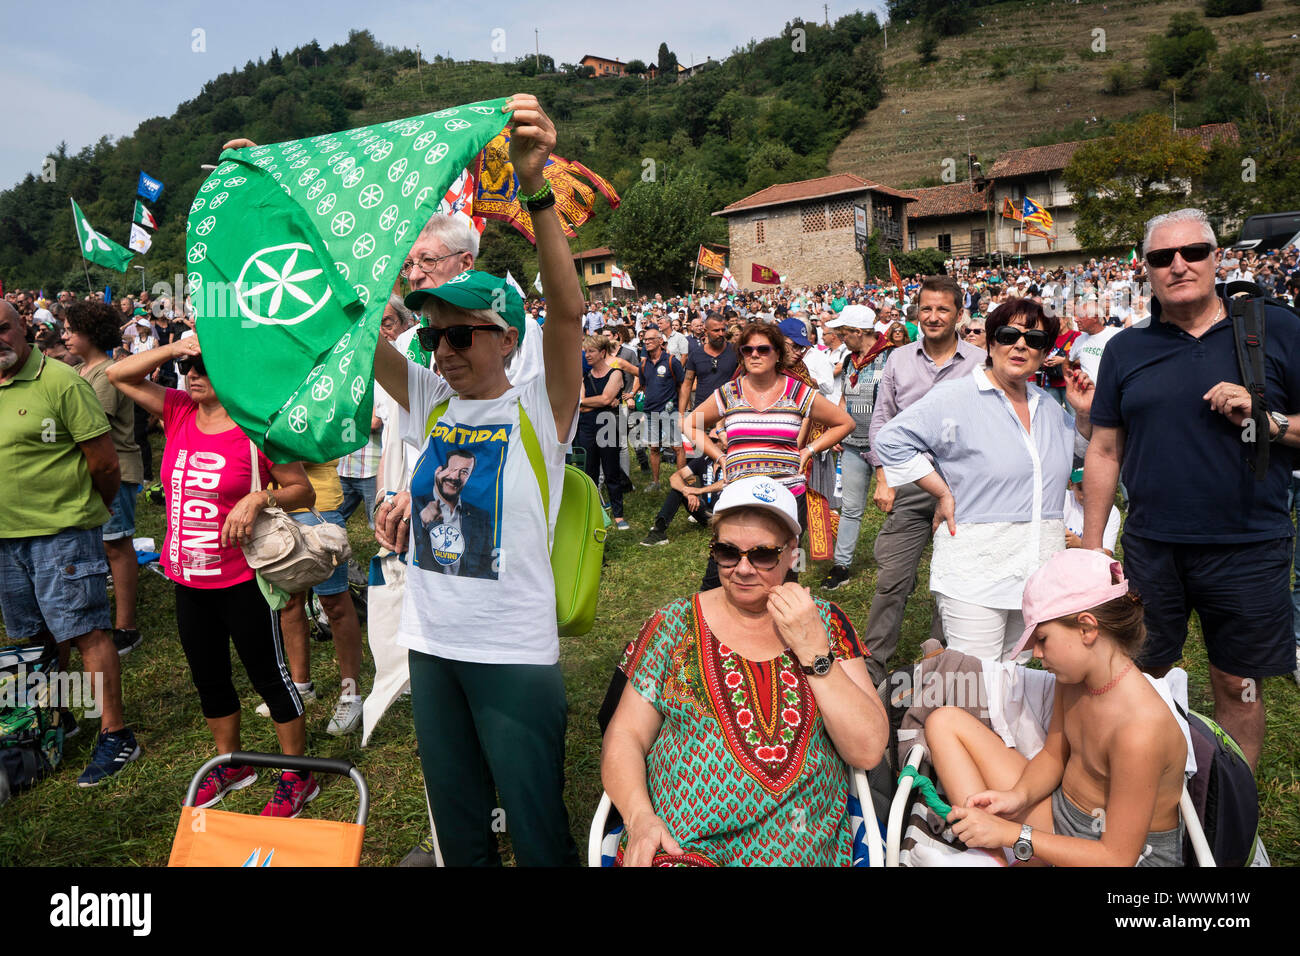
[1229,296,1269,481]
[516,402,552,555]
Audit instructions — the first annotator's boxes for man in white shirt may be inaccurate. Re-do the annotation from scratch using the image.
[658,315,690,364]
[1069,303,1121,384]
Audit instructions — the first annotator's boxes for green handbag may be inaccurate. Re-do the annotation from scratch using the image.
[425,398,608,635]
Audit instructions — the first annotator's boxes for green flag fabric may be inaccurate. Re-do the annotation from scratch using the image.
[71,198,134,272]
[187,98,510,462]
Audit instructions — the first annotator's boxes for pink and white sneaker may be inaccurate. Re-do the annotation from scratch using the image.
[260,771,320,818]
[193,764,257,809]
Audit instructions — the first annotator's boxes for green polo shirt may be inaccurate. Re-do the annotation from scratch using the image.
[0,348,112,537]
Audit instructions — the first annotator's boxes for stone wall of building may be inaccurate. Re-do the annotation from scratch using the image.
[726,199,867,288]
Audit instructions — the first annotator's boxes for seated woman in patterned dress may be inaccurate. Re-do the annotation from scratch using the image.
[601,476,889,866]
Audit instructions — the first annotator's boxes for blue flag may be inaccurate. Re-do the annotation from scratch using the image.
[137,171,164,202]
[103,285,111,303]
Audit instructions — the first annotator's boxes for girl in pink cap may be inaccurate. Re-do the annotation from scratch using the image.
[925,549,1188,866]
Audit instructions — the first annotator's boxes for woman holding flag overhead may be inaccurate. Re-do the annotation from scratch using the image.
[370,93,585,866]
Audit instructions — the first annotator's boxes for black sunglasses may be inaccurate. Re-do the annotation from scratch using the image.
[740,344,773,357]
[417,324,502,352]
[1144,242,1213,269]
[992,326,1051,350]
[178,356,207,376]
[710,540,788,571]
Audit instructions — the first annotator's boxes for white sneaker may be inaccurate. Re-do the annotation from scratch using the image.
[256,682,316,718]
[327,695,363,736]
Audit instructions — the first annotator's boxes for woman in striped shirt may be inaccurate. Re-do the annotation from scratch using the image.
[683,321,854,535]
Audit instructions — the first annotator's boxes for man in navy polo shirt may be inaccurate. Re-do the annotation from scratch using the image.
[629,327,684,492]
[1084,207,1300,770]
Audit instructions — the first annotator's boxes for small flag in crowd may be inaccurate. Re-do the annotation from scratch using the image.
[128,223,153,254]
[696,245,725,275]
[473,130,619,243]
[889,258,904,298]
[505,270,527,300]
[440,168,485,235]
[189,99,510,463]
[751,263,779,285]
[136,171,164,202]
[720,267,738,293]
[133,200,158,229]
[70,198,134,272]
[1001,197,1023,222]
[1128,248,1139,265]
[1022,197,1053,231]
[611,264,634,290]
[103,285,111,303]
[533,272,544,294]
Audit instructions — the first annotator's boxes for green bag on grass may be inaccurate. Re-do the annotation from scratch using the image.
[426,398,607,636]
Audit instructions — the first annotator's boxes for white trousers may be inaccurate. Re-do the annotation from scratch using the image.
[934,593,1027,664]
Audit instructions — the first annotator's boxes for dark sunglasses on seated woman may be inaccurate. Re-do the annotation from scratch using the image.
[740,344,773,357]
[992,326,1051,350]
[178,356,207,376]
[1144,242,1214,269]
[710,540,788,570]
[417,324,502,352]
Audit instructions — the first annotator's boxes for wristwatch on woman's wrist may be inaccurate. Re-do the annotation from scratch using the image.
[800,643,835,677]
[264,490,278,509]
[1013,824,1034,862]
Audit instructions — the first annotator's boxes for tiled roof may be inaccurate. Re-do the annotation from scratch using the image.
[573,246,614,260]
[717,173,917,216]
[907,183,992,219]
[989,123,1241,178]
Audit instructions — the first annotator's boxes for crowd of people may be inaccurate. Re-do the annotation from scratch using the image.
[3,90,1299,866]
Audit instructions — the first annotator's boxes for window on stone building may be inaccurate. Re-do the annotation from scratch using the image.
[801,203,827,233]
[755,220,765,244]
[592,262,604,275]
[909,232,917,251]
[829,199,853,229]
[938,233,952,253]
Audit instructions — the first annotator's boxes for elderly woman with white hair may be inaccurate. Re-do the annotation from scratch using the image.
[370,94,585,866]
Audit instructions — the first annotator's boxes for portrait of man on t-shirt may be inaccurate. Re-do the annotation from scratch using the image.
[411,434,504,580]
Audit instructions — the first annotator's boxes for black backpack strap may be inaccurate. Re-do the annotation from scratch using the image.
[1229,295,1269,481]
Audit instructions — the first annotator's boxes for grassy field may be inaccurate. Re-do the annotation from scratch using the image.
[1,431,1297,866]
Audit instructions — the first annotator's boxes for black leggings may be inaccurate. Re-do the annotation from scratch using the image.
[578,433,625,518]
[174,579,303,723]
[134,403,153,480]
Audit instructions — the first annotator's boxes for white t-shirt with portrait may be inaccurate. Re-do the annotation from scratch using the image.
[396,359,576,665]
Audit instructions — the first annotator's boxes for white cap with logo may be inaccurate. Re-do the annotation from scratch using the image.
[711,476,801,537]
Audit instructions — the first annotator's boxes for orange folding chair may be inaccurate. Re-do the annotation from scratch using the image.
[168,752,369,867]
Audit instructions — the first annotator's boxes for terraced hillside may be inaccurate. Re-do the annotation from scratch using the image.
[829,0,1298,188]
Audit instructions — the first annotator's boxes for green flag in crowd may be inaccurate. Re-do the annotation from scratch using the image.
[70,198,134,272]
[187,99,510,462]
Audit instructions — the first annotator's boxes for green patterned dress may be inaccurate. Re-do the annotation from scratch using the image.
[615,593,867,866]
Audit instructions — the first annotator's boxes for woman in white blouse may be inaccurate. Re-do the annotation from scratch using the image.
[874,299,1094,663]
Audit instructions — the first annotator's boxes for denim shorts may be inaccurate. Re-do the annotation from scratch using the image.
[0,526,111,642]
[102,482,140,542]
[292,510,349,596]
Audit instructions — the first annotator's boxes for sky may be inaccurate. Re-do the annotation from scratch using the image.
[0,0,888,192]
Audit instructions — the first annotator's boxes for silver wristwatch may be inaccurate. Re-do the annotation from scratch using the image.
[1012,824,1034,862]
[1269,411,1289,442]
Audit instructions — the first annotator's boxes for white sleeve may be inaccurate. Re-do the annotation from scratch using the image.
[1103,506,1121,553]
[400,360,453,452]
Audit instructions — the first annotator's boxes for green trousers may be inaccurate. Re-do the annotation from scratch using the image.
[408,650,579,866]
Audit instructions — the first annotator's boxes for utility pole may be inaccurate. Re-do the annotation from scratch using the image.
[534,29,540,72]
[824,3,829,26]
[416,44,423,95]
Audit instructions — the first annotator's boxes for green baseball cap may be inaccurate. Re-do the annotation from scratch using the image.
[404,270,526,343]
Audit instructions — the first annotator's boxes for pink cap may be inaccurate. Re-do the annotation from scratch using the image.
[1011,550,1133,658]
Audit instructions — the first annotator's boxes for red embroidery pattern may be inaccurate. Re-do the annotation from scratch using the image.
[693,595,814,798]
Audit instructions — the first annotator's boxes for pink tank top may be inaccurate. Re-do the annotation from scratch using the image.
[160,389,273,589]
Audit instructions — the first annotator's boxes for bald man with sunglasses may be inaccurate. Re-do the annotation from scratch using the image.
[1084,207,1300,772]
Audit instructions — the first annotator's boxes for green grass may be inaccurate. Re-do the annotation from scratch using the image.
[2,432,1297,866]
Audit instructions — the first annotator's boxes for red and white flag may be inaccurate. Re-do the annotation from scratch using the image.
[611,264,634,290]
[440,169,486,235]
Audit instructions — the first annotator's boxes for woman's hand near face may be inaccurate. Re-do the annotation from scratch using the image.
[767,583,828,665]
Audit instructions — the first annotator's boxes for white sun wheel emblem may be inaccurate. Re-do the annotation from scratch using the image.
[235,243,332,326]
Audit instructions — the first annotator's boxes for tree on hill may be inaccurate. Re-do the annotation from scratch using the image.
[625,59,648,77]
[1145,12,1217,89]
[1062,113,1209,249]
[606,166,724,292]
[656,43,678,78]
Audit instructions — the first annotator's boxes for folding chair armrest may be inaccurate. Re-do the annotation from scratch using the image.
[183,751,369,825]
[887,743,929,867]
[1180,784,1215,867]
[852,767,885,868]
[588,791,613,867]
